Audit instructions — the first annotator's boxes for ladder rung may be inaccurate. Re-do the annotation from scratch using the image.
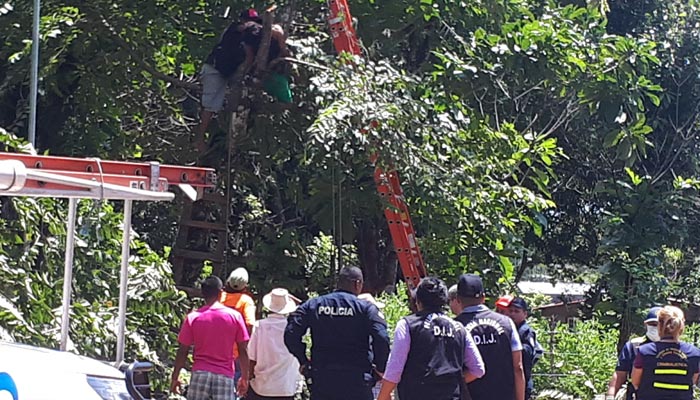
[172,248,223,263]
[181,220,227,231]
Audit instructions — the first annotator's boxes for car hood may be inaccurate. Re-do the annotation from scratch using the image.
[0,341,123,379]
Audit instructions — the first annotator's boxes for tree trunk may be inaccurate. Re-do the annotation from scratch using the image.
[356,217,397,294]
[616,270,634,352]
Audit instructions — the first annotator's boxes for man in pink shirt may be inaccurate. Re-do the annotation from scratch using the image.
[171,276,251,400]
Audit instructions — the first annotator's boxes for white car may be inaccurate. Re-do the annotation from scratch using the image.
[0,341,151,400]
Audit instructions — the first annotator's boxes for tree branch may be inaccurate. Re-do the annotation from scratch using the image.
[254,7,276,75]
[92,10,201,92]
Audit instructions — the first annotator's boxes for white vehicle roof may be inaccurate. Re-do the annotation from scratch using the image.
[0,341,129,400]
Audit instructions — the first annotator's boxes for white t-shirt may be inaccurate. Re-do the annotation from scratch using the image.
[249,314,302,397]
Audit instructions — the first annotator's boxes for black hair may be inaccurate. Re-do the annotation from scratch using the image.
[201,276,223,299]
[416,277,448,309]
[338,266,363,284]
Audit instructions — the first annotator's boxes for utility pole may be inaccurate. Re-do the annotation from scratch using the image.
[28,0,41,147]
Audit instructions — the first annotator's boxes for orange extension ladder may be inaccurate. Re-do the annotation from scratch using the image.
[327,0,427,289]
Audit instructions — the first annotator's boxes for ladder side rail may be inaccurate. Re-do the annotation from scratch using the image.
[386,170,427,277]
[327,0,427,286]
[375,168,424,288]
[328,0,361,56]
[0,152,215,186]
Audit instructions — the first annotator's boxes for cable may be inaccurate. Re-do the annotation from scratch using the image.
[331,153,337,276]
[337,143,343,271]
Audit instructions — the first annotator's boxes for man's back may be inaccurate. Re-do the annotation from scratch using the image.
[249,315,301,397]
[178,302,248,377]
[456,305,519,400]
[285,290,389,372]
[221,291,256,327]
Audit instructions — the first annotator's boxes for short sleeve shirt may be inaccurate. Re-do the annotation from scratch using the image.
[178,302,249,377]
[616,337,648,372]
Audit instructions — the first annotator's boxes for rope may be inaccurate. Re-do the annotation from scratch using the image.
[224,129,232,268]
[223,104,243,269]
[331,154,337,276]
[337,143,343,271]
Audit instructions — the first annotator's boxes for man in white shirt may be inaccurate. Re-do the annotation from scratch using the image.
[248,288,302,400]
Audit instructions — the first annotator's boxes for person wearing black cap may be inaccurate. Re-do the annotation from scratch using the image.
[605,306,662,400]
[504,297,541,400]
[454,274,525,400]
[376,277,485,400]
[284,266,390,400]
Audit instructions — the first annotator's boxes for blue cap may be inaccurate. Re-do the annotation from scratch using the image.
[644,306,662,323]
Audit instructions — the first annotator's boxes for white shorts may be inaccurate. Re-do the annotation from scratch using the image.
[200,64,228,112]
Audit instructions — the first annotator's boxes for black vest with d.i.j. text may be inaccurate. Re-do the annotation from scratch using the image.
[398,311,466,400]
[456,306,516,400]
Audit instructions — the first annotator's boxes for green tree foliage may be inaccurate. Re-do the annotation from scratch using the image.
[0,132,189,392]
[5,0,700,389]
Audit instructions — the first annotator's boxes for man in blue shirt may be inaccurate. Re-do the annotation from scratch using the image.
[284,267,390,400]
[497,296,542,399]
[605,307,661,400]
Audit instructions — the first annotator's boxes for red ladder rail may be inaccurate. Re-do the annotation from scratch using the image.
[328,0,361,56]
[0,152,216,199]
[0,153,215,188]
[327,1,427,288]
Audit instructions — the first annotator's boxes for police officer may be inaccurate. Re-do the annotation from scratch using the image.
[377,277,485,400]
[630,305,700,400]
[504,297,541,400]
[454,274,526,400]
[605,306,661,400]
[284,267,390,400]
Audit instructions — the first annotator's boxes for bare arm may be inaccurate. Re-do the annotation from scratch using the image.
[249,360,257,380]
[243,45,256,67]
[377,380,397,400]
[237,341,250,397]
[464,371,481,384]
[606,371,628,397]
[271,27,291,58]
[512,350,525,400]
[630,367,643,390]
[170,344,190,394]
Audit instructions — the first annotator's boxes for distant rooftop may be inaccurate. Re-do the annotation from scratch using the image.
[517,281,591,297]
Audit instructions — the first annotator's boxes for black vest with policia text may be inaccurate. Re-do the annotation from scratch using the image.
[398,311,467,400]
[456,305,516,400]
[636,341,700,400]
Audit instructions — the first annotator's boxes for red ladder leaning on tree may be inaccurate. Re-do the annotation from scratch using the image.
[326,0,427,289]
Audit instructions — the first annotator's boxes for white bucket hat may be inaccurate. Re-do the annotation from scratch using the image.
[263,288,298,315]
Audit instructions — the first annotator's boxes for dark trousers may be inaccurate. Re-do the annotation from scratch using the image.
[245,387,294,400]
[310,368,373,400]
[398,380,460,400]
